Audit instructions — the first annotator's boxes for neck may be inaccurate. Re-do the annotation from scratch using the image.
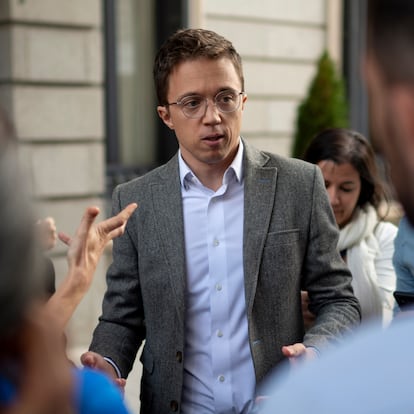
[197,166,226,191]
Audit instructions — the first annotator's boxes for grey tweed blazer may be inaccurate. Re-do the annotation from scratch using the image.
[90,140,360,414]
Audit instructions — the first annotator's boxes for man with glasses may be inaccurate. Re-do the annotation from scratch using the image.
[82,28,360,414]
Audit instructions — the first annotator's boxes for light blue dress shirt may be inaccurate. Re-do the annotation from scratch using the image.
[179,141,256,413]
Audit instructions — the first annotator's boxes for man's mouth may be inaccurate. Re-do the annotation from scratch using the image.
[201,134,224,144]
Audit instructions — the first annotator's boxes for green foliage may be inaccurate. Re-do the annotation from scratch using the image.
[292,51,349,158]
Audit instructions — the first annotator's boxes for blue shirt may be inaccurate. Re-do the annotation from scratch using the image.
[0,367,130,414]
[393,215,414,293]
[179,141,256,413]
[260,317,414,414]
[74,367,131,414]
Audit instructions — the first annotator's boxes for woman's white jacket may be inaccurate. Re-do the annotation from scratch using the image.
[338,205,397,326]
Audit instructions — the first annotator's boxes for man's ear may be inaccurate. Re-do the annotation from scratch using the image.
[157,106,174,130]
[241,93,247,111]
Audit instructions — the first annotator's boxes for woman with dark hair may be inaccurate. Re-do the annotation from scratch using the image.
[302,128,397,326]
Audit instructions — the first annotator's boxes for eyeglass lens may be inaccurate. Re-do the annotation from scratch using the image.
[180,90,242,118]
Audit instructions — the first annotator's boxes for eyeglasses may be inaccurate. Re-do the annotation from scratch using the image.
[166,89,245,119]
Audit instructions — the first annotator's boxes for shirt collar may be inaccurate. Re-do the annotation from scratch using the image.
[178,139,244,190]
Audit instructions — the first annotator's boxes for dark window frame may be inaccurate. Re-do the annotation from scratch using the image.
[103,0,187,197]
[342,0,369,137]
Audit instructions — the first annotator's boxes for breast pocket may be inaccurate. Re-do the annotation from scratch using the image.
[261,229,301,284]
[264,229,300,248]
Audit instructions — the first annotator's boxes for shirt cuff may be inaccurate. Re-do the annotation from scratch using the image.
[306,346,320,357]
[103,356,122,378]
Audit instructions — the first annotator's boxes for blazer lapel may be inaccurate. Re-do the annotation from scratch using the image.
[147,145,278,322]
[243,143,278,315]
[150,155,186,325]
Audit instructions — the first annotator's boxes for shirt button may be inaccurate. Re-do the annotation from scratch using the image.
[213,239,220,247]
[217,330,223,338]
[216,283,222,291]
[176,351,182,363]
[218,375,225,382]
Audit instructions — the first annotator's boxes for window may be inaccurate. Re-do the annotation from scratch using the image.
[103,0,187,196]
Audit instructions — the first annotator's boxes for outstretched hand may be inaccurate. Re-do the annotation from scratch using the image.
[46,203,137,329]
[59,203,138,287]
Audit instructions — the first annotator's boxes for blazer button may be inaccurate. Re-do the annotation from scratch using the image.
[170,400,179,412]
[176,351,183,363]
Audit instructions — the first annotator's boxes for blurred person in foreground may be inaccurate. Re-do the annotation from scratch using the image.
[259,1,414,413]
[393,215,414,312]
[81,28,360,414]
[0,107,137,413]
[35,216,58,298]
[302,128,397,327]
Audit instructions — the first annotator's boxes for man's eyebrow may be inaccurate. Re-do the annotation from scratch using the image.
[174,92,202,101]
[176,88,237,101]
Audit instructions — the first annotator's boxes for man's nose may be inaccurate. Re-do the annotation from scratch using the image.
[202,99,221,123]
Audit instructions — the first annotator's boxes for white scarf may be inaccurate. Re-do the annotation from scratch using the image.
[337,205,384,323]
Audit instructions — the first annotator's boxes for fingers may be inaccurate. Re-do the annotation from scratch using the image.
[44,216,57,230]
[58,232,71,246]
[85,206,101,220]
[78,206,101,236]
[121,202,138,220]
[116,378,126,388]
[115,378,126,395]
[58,207,100,246]
[110,203,138,229]
[97,203,138,241]
[282,343,318,370]
[81,351,99,369]
[59,203,137,249]
[281,343,306,358]
[81,351,119,381]
[36,216,58,251]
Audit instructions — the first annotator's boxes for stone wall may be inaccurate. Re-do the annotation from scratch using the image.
[0,0,107,349]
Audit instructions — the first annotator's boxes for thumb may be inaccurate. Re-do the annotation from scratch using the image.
[80,352,97,368]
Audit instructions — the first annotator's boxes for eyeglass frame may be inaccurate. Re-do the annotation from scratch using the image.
[165,89,245,119]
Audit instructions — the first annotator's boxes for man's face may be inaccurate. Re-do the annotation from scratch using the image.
[364,53,414,223]
[157,57,246,176]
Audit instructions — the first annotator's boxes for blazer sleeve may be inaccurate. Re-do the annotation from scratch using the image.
[89,183,145,378]
[302,166,361,350]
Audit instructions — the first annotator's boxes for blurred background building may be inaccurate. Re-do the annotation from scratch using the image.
[0,0,368,411]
